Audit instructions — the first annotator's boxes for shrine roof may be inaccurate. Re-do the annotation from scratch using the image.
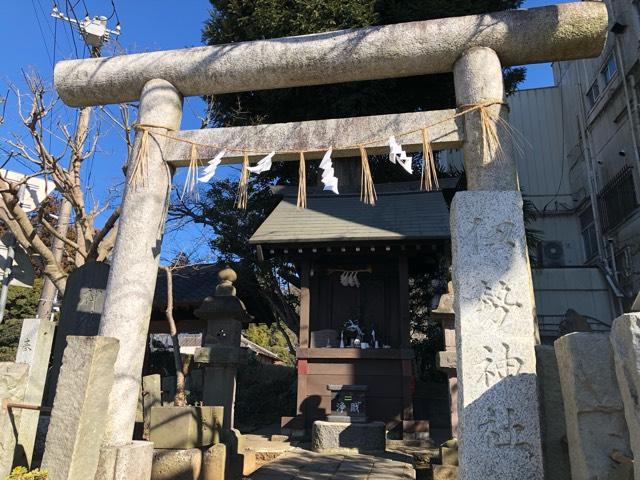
[250,183,451,245]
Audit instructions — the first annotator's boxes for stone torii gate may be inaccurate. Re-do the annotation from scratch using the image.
[53,3,606,478]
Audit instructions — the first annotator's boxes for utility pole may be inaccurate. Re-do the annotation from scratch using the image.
[36,6,121,321]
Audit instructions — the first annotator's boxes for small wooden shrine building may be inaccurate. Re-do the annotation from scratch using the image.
[250,182,451,436]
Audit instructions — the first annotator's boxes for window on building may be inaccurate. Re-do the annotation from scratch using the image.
[579,207,598,260]
[598,165,638,231]
[601,53,618,86]
[586,81,600,109]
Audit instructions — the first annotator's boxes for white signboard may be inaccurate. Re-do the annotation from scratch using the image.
[0,233,35,288]
[0,169,56,213]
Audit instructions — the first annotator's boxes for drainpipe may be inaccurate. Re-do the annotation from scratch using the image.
[575,61,606,260]
[613,35,640,198]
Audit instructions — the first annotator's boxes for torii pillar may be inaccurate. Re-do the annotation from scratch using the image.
[450,47,543,478]
[98,79,182,450]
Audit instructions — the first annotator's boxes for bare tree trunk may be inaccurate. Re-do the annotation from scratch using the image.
[160,266,187,407]
[36,106,91,319]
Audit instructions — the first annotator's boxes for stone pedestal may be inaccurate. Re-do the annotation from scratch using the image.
[96,441,154,480]
[610,313,640,480]
[194,268,250,430]
[42,336,119,480]
[149,405,223,449]
[555,332,631,480]
[0,363,29,478]
[450,191,543,479]
[311,420,385,454]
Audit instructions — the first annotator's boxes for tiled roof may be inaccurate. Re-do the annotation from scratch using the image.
[250,187,450,245]
[153,264,219,310]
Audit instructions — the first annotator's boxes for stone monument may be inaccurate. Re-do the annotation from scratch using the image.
[0,363,29,478]
[46,261,110,405]
[14,318,55,468]
[610,312,640,480]
[555,332,631,480]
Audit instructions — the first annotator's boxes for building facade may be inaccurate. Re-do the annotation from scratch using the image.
[551,0,640,312]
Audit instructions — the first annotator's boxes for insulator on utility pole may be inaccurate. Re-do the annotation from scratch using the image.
[51,4,121,56]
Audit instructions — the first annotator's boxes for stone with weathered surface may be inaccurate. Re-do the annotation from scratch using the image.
[610,313,640,480]
[433,465,458,480]
[535,345,571,480]
[312,420,385,454]
[0,363,29,478]
[142,374,161,440]
[54,4,607,107]
[149,405,222,449]
[42,336,119,480]
[202,443,226,480]
[99,79,183,447]
[555,332,631,480]
[151,448,201,480]
[451,191,543,479]
[95,441,154,480]
[14,318,55,468]
[46,261,110,405]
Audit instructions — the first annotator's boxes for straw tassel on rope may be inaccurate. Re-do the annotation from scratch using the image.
[235,152,250,210]
[478,104,506,166]
[181,144,200,199]
[359,145,376,206]
[421,128,439,191]
[297,152,307,209]
[128,127,151,189]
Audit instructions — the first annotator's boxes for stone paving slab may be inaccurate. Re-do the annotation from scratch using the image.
[248,450,415,479]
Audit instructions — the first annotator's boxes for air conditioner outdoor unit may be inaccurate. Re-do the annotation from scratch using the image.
[538,241,566,267]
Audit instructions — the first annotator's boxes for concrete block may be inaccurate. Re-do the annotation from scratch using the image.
[42,336,119,480]
[440,439,458,466]
[96,440,153,480]
[555,332,631,480]
[0,363,29,478]
[149,406,222,449]
[202,443,226,480]
[312,420,385,454]
[152,448,201,480]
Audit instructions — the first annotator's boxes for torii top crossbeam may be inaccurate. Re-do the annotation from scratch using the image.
[54,2,607,107]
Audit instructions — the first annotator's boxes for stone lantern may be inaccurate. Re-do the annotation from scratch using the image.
[194,267,251,429]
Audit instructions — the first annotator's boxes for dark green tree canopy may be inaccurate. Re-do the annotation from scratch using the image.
[203,0,525,127]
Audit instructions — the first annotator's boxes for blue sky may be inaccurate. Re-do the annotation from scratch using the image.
[0,0,573,262]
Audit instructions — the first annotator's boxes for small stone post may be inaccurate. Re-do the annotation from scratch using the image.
[610,312,640,480]
[98,79,183,447]
[42,336,119,480]
[194,267,250,430]
[450,47,544,479]
[14,318,56,468]
[0,363,29,478]
[555,332,631,479]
